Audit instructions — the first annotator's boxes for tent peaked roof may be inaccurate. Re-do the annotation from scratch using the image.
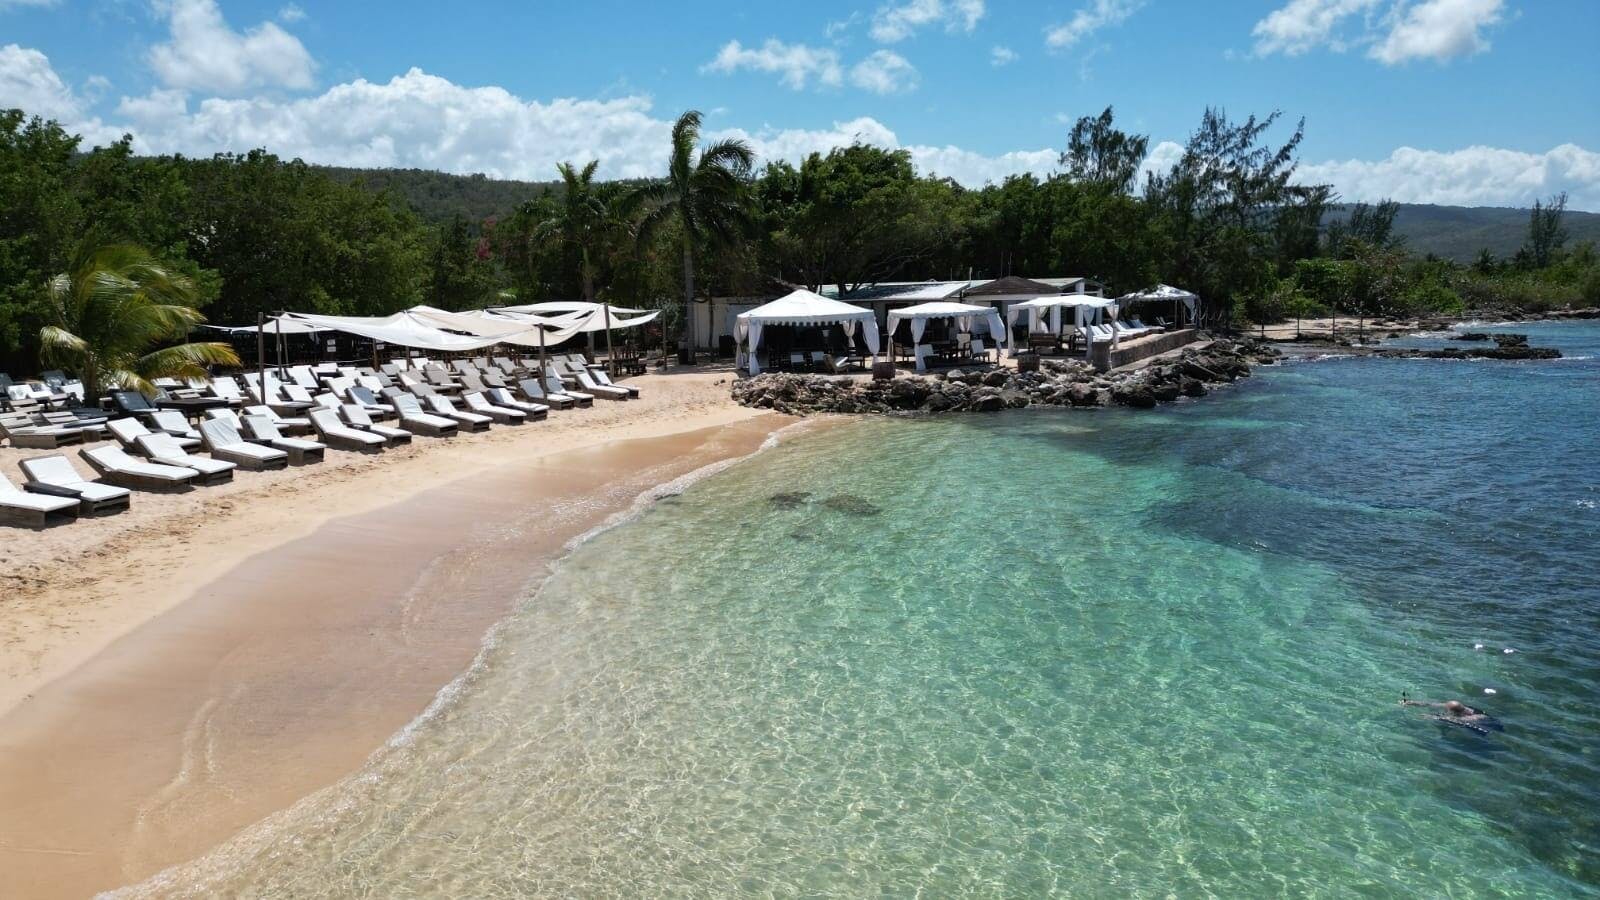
[887,301,993,320]
[1120,283,1197,302]
[965,275,1062,297]
[737,289,875,324]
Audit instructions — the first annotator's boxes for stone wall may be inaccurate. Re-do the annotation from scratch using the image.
[1090,328,1198,372]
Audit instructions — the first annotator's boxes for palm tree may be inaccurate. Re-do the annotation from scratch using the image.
[540,160,609,302]
[626,110,754,364]
[40,245,239,400]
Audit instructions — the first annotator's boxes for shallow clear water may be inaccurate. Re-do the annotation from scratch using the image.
[133,323,1600,898]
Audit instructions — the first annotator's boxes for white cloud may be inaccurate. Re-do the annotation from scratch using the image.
[1251,0,1504,64]
[849,50,919,94]
[990,45,1018,66]
[277,3,305,23]
[702,39,842,90]
[1046,0,1145,49]
[1369,0,1503,64]
[148,0,316,94]
[0,43,82,120]
[0,44,122,143]
[1251,0,1380,56]
[870,0,985,43]
[1299,143,1600,210]
[0,0,61,9]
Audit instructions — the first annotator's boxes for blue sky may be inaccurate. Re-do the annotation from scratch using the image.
[3,0,1598,208]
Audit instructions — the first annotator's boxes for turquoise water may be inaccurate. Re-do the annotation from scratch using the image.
[131,323,1600,897]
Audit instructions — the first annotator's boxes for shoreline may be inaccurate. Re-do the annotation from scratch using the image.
[0,370,795,899]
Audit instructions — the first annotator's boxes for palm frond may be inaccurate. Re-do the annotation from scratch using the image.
[137,342,241,383]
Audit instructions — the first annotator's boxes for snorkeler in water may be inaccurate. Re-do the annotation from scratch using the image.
[1401,694,1504,735]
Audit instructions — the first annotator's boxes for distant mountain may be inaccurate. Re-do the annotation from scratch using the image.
[318,166,1600,263]
[319,166,556,226]
[1332,203,1600,262]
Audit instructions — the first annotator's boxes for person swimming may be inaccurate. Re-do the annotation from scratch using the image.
[1401,695,1504,735]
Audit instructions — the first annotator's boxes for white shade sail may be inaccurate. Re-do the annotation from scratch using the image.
[282,312,507,352]
[497,301,650,316]
[734,289,880,375]
[1118,284,1199,316]
[207,315,328,335]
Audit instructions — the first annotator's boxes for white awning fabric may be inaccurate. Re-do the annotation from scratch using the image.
[206,315,329,335]
[734,289,880,374]
[497,301,650,316]
[282,312,507,352]
[886,301,1008,370]
[1118,284,1199,316]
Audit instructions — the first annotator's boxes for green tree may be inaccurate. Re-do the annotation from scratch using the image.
[1522,192,1568,269]
[0,111,82,372]
[425,214,497,310]
[1061,106,1149,193]
[539,160,613,302]
[40,245,238,399]
[625,110,755,362]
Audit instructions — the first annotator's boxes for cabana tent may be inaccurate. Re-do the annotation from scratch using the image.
[735,289,880,375]
[885,301,1007,371]
[1117,284,1198,328]
[1006,295,1122,353]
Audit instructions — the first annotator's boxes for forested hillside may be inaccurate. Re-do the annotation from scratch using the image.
[330,162,1600,264]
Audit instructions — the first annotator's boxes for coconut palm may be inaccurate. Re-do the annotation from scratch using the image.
[539,160,609,302]
[626,110,754,364]
[40,244,239,400]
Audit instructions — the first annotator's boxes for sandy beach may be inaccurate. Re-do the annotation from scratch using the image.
[0,367,793,898]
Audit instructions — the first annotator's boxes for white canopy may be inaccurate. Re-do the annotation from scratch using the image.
[1005,295,1122,354]
[886,301,1008,371]
[207,315,328,335]
[1118,283,1199,319]
[282,312,507,352]
[497,301,650,316]
[734,289,880,375]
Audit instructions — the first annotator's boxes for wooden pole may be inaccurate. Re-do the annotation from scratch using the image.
[603,303,615,377]
[256,312,265,399]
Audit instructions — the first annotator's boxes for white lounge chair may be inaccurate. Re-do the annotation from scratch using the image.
[241,416,327,465]
[543,370,594,405]
[573,371,629,401]
[382,393,459,438]
[150,409,202,441]
[0,472,80,528]
[0,411,93,449]
[81,445,198,491]
[485,387,549,420]
[339,405,412,447]
[587,367,639,398]
[518,378,578,410]
[134,433,237,484]
[200,419,289,471]
[108,417,200,452]
[461,391,527,425]
[308,408,387,452]
[424,395,493,432]
[242,404,313,436]
[20,454,132,515]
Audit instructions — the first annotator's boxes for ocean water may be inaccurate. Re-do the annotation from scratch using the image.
[130,322,1600,898]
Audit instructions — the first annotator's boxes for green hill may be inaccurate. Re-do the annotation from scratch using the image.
[317,165,1600,263]
[1330,203,1600,262]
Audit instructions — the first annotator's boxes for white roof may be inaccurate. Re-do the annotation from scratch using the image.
[736,289,875,325]
[1120,283,1197,302]
[873,282,970,302]
[886,301,993,322]
[1014,295,1118,310]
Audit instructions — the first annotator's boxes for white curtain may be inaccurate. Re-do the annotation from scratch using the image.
[984,310,1008,348]
[910,318,928,344]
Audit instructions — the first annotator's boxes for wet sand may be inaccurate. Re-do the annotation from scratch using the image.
[0,393,790,898]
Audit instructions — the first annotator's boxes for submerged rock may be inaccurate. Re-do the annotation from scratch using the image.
[769,491,813,509]
[822,494,882,517]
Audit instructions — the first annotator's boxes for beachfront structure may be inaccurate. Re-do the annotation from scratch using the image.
[885,302,1009,371]
[1116,284,1199,330]
[735,290,881,375]
[1007,294,1123,354]
[703,276,1105,357]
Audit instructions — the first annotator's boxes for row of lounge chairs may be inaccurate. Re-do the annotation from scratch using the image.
[0,353,641,528]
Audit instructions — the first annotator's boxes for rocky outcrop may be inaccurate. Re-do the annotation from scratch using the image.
[1374,333,1561,361]
[731,339,1281,416]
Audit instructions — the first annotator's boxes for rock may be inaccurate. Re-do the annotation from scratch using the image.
[1180,376,1208,398]
[923,391,953,412]
[1112,384,1156,408]
[1150,382,1182,403]
[982,369,1009,387]
[971,393,1006,412]
[1066,382,1098,406]
[1492,333,1529,348]
[822,494,882,517]
[1452,332,1493,342]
